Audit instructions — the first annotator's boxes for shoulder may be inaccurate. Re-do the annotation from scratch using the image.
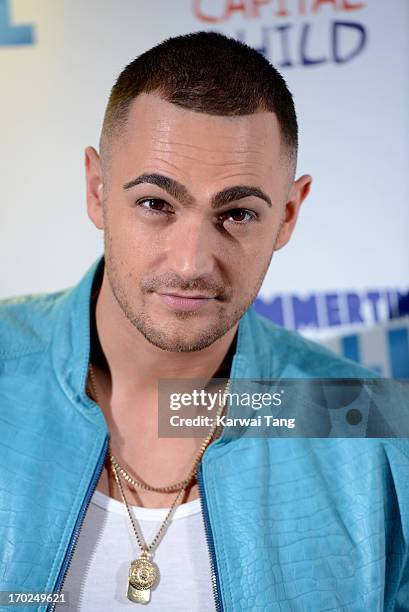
[247,308,377,378]
[0,288,70,361]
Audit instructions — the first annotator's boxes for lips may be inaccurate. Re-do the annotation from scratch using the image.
[161,292,216,299]
[156,292,215,312]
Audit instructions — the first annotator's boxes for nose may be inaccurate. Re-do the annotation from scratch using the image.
[165,217,216,281]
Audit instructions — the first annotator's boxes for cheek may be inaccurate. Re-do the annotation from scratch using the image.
[234,223,276,261]
[227,237,273,288]
[104,214,150,292]
[106,203,157,264]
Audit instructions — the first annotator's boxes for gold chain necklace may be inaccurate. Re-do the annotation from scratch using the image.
[110,452,188,493]
[89,363,197,493]
[87,362,230,604]
[88,364,225,493]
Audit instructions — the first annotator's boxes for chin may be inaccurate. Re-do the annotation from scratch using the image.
[137,321,231,353]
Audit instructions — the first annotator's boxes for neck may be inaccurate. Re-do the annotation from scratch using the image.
[90,270,237,395]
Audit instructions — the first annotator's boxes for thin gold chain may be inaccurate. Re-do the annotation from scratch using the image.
[87,361,230,556]
[110,452,187,555]
[88,362,229,493]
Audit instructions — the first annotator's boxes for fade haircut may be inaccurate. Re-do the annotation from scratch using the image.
[100,31,298,178]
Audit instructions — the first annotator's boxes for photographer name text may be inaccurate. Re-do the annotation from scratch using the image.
[170,415,295,429]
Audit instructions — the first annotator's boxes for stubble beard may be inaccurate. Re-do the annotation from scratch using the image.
[103,224,275,353]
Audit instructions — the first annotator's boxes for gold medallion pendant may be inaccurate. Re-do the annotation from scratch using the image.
[127,554,158,604]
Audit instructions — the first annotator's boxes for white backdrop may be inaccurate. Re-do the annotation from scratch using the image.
[1,0,408,370]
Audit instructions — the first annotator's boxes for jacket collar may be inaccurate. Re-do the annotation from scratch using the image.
[51,255,105,424]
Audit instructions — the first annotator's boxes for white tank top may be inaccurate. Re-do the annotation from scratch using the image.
[60,490,216,611]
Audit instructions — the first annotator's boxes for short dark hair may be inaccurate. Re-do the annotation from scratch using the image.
[100,31,298,175]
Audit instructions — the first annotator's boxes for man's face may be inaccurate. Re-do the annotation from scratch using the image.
[86,93,310,352]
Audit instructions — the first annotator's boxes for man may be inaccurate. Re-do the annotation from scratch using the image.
[0,31,408,612]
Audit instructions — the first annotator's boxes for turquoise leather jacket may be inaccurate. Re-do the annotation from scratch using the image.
[1,256,408,611]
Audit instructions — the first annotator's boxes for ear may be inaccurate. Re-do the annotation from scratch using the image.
[85,146,104,230]
[274,174,312,251]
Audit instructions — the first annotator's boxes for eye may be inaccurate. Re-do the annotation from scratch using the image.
[136,198,173,216]
[220,209,257,226]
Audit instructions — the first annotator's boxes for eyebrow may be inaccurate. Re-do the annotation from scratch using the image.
[123,173,272,209]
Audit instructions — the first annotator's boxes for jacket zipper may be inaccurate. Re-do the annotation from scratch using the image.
[46,434,109,612]
[197,461,224,612]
